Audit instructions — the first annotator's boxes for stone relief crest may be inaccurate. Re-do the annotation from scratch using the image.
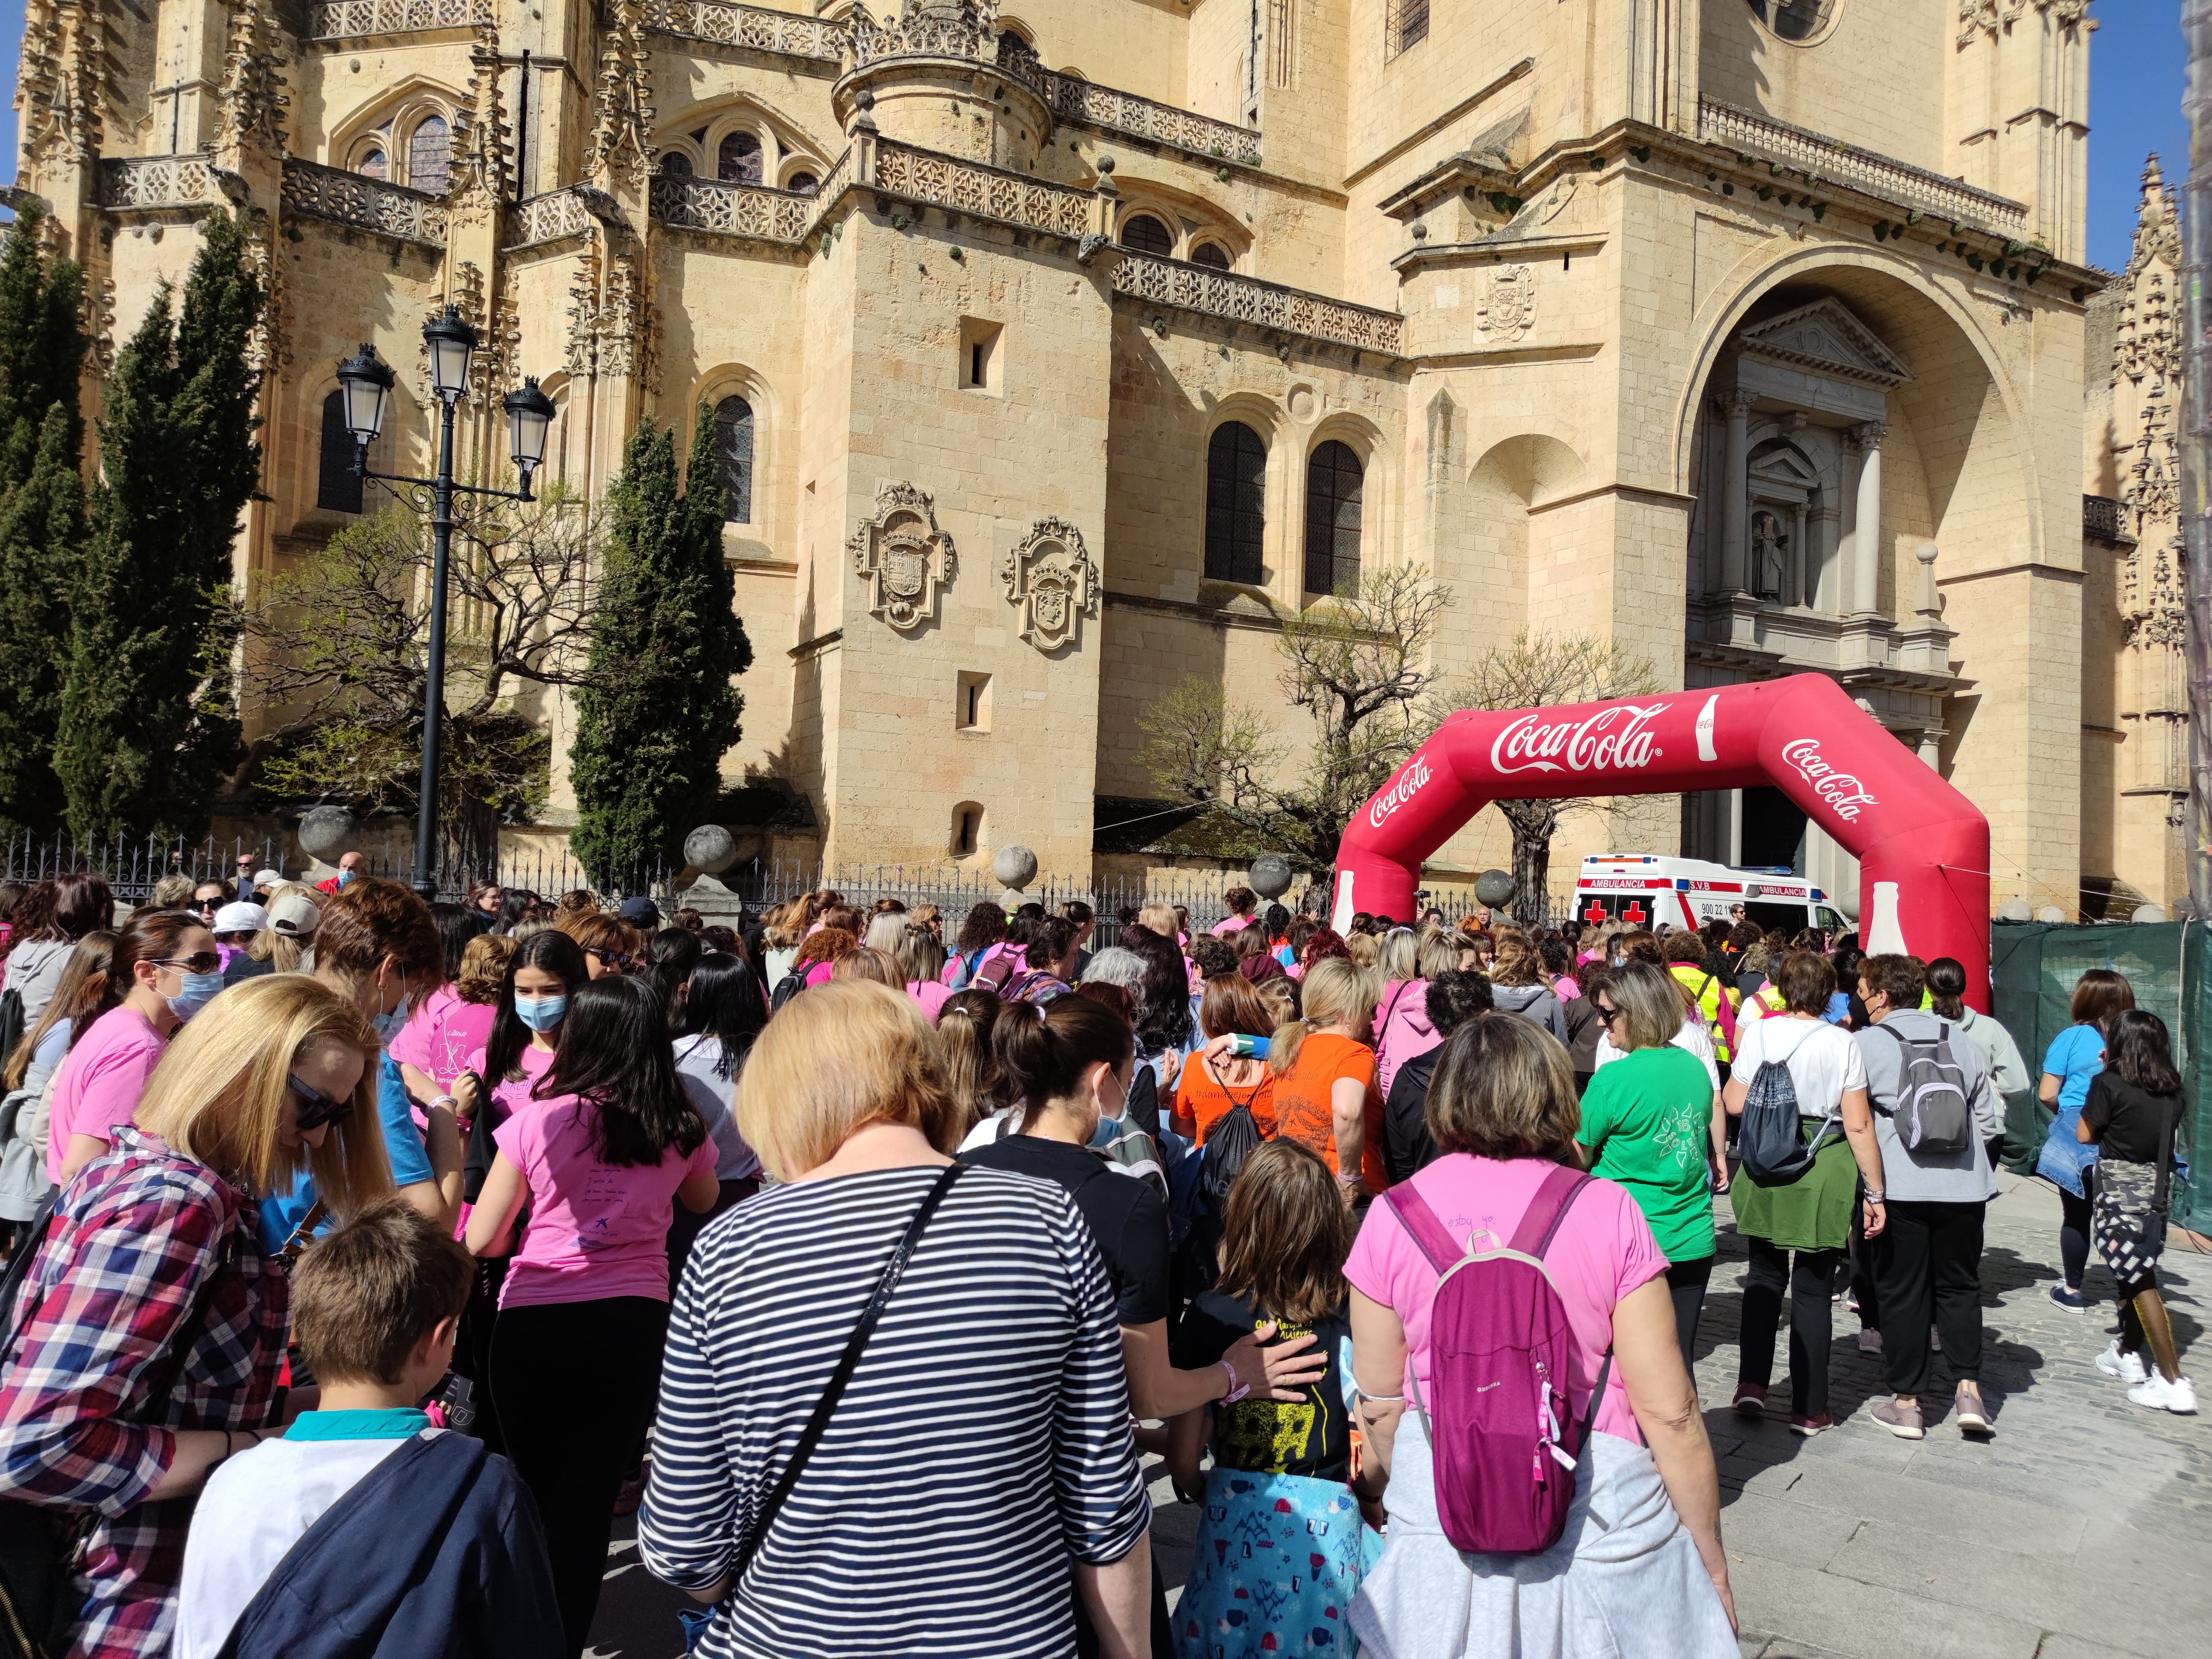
[850,482,957,631]
[1475,264,1534,344]
[998,517,1099,650]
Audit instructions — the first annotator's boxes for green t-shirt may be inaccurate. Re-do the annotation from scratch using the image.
[1577,1045,1717,1263]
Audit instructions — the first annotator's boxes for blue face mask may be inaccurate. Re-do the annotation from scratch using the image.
[337,869,356,888]
[514,994,567,1032]
[372,1006,409,1046]
[167,972,224,1023]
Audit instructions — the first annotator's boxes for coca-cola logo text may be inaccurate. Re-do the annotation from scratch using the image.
[1489,703,1669,778]
[1780,737,1877,822]
[1368,757,1434,829]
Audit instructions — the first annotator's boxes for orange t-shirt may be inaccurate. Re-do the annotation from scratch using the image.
[1174,1054,1277,1144]
[1271,1033,1385,1192]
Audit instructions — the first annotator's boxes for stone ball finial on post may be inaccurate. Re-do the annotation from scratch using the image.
[1995,898,2033,923]
[1248,855,1293,901]
[297,806,357,878]
[684,825,737,876]
[1474,869,1515,911]
[992,844,1037,904]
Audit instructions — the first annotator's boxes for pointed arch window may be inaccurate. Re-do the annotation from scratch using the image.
[787,171,820,196]
[1204,422,1266,585]
[407,115,450,194]
[1190,241,1231,270]
[714,396,755,524]
[1119,214,1173,256]
[1303,439,1364,597]
[317,390,364,514]
[357,149,388,181]
[717,131,764,184]
[659,150,694,177]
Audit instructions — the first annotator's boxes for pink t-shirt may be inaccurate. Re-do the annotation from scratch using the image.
[908,979,952,1020]
[389,986,498,1090]
[466,1043,557,1130]
[492,1092,718,1308]
[46,1006,168,1181]
[1344,1153,1667,1444]
[1210,914,1255,938]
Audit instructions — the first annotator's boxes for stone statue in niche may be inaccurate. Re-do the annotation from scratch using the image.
[1476,264,1534,344]
[1750,510,1789,601]
[849,481,957,630]
[999,516,1100,650]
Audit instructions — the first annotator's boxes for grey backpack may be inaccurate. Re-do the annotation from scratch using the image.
[1874,1022,1973,1156]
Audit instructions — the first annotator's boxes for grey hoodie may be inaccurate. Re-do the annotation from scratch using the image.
[1490,981,1570,1046]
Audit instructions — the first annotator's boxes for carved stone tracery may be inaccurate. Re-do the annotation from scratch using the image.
[998,517,1099,650]
[850,482,957,630]
[2111,157,2186,651]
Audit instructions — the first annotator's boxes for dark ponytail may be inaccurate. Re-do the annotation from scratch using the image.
[536,975,706,1166]
[993,994,1132,1128]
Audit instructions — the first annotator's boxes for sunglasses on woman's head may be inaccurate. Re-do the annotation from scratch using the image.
[586,948,637,973]
[288,1074,353,1132]
[153,952,223,975]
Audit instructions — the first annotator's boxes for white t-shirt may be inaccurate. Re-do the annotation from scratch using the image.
[1594,1016,1721,1092]
[672,1036,764,1182]
[177,1428,430,1659]
[1732,1014,1866,1123]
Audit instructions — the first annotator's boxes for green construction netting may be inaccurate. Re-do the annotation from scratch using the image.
[1988,918,2207,1229]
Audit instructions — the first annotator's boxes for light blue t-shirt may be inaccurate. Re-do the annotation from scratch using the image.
[256,1052,435,1253]
[2042,1023,2105,1112]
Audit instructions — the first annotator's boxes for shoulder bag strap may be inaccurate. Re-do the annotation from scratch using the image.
[1379,1183,1463,1275]
[729,1161,968,1586]
[1520,1166,1594,1259]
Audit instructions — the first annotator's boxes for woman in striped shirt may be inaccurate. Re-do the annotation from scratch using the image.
[639,979,1154,1658]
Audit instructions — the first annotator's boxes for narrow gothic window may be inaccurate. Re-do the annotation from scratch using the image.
[715,396,754,524]
[659,151,694,177]
[718,131,764,184]
[1303,440,1363,596]
[1119,214,1173,256]
[1386,0,1429,58]
[357,149,387,181]
[317,391,363,514]
[407,116,450,194]
[787,171,819,196]
[1205,422,1266,585]
[1190,242,1231,270]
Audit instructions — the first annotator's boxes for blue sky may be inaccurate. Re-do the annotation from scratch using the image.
[0,2,2182,267]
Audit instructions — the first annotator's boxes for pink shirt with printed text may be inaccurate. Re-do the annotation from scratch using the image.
[46,1006,167,1181]
[389,985,498,1090]
[1344,1152,1667,1444]
[492,1092,718,1308]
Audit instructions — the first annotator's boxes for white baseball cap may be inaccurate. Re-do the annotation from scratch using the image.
[212,901,267,936]
[269,893,322,937]
[253,868,284,894]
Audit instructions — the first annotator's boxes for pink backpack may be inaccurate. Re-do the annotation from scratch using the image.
[1384,1165,1612,1555]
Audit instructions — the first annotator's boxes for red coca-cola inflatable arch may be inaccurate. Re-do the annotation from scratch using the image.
[1331,673,1993,1008]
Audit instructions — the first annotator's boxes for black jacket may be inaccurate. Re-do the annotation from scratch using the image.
[1383,1050,1443,1186]
[219,1431,563,1659]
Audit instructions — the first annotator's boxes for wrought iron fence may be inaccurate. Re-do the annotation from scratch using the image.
[0,832,672,910]
[715,859,1322,933]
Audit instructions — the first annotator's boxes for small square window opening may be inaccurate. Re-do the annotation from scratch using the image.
[959,318,1004,393]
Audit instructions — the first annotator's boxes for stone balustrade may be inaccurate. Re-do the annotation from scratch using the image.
[102,155,221,210]
[1697,98,2028,236]
[871,140,1094,239]
[507,188,597,249]
[1110,249,1404,355]
[309,0,488,38]
[1037,71,1261,168]
[280,159,447,246]
[638,0,845,62]
[650,173,815,241]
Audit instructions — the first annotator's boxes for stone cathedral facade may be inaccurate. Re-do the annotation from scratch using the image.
[11,0,2165,916]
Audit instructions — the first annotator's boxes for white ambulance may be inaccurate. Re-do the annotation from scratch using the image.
[1571,855,1850,937]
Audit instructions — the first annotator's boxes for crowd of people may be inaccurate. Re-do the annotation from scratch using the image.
[0,865,2189,1658]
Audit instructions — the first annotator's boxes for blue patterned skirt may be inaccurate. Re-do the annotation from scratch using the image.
[1175,1466,1382,1658]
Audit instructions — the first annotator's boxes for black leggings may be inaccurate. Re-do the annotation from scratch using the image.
[2060,1172,2096,1290]
[491,1296,671,1656]
[1666,1256,1715,1375]
[1739,1238,1843,1417]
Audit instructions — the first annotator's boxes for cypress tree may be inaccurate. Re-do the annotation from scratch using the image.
[0,203,88,837]
[569,408,752,885]
[56,210,261,840]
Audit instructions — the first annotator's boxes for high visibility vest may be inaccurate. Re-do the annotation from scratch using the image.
[1671,964,1738,1062]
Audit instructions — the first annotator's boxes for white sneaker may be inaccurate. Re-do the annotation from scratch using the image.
[2096,1340,2149,1385]
[1856,1329,1883,1353]
[2127,1373,2198,1414]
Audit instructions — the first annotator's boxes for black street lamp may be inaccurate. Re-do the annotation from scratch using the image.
[335,308,557,898]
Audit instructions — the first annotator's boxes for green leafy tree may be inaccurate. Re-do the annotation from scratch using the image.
[0,204,88,836]
[1427,631,1662,923]
[1139,566,1449,874]
[569,409,751,886]
[56,209,262,840]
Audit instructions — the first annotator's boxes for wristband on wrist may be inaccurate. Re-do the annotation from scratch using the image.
[1217,1360,1252,1405]
[1864,1188,1885,1203]
[431,1094,458,1111]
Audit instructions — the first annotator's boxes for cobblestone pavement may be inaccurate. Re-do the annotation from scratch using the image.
[588,1170,2212,1658]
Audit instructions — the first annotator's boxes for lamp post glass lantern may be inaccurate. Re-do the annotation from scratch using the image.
[336,308,549,897]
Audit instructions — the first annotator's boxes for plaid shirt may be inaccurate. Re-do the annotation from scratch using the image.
[0,1126,288,1659]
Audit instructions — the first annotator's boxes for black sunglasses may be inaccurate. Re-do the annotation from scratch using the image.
[153,952,223,975]
[1595,1001,1624,1022]
[585,947,637,973]
[288,1074,354,1133]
